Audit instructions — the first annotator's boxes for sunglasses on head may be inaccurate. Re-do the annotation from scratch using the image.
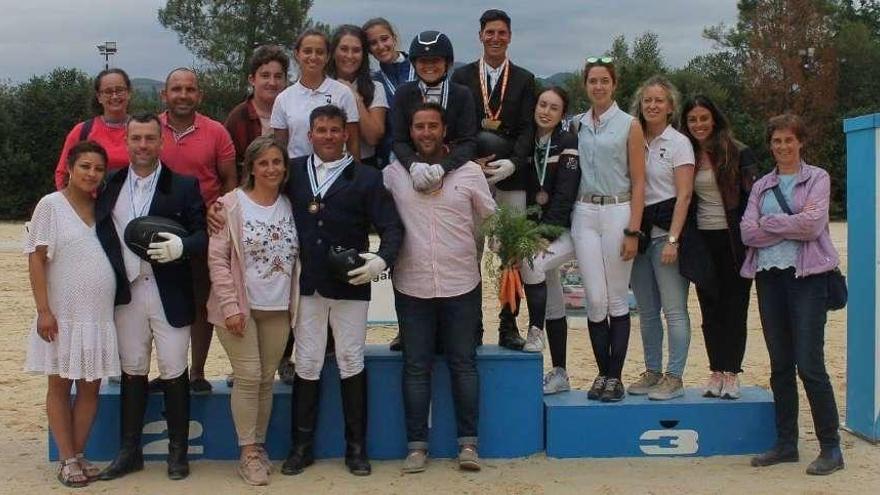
[586,56,614,64]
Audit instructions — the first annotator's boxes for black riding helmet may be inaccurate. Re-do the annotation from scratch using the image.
[409,30,454,65]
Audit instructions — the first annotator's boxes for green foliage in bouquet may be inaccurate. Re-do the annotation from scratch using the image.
[481,205,564,278]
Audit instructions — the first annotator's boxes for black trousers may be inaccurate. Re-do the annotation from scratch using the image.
[756,268,840,450]
[695,229,752,373]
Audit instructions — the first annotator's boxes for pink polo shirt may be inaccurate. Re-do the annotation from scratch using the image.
[54,118,130,190]
[159,111,236,205]
[383,160,496,299]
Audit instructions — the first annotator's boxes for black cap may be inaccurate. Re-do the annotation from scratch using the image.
[409,30,454,64]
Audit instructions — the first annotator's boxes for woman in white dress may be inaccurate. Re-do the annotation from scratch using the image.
[25,141,119,487]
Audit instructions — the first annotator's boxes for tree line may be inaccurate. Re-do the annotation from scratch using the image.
[1,0,878,220]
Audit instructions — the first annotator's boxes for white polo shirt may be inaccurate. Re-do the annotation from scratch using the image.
[644,125,695,206]
[270,77,360,159]
[357,80,389,160]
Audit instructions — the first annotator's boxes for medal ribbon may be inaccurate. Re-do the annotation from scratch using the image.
[533,135,552,189]
[128,165,160,220]
[380,63,415,98]
[418,78,450,109]
[479,57,509,121]
[307,154,354,199]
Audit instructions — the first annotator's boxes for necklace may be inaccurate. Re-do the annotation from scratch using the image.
[418,78,449,108]
[380,63,415,97]
[306,154,353,214]
[128,166,159,220]
[478,57,509,131]
[533,134,552,206]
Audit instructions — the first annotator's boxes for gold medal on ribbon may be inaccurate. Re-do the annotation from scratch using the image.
[481,118,501,131]
[479,58,509,131]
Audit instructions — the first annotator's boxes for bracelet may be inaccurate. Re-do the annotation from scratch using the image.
[623,228,645,240]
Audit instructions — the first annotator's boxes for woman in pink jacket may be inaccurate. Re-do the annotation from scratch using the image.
[207,135,300,486]
[740,114,842,476]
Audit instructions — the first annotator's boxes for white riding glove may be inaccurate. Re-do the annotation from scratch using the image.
[347,253,387,285]
[147,232,184,263]
[409,162,433,191]
[424,163,446,191]
[484,158,515,185]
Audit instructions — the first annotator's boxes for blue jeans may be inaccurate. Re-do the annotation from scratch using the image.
[630,237,692,377]
[396,286,480,450]
[756,268,840,450]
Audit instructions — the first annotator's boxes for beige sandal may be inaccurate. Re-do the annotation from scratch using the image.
[57,457,88,488]
[75,453,100,480]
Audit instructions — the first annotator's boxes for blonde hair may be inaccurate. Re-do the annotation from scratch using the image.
[630,75,681,129]
[241,136,290,190]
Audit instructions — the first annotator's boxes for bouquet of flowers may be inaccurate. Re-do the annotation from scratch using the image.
[481,205,563,312]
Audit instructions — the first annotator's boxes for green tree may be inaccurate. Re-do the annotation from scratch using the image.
[703,0,861,216]
[0,68,92,219]
[617,32,667,112]
[158,0,325,90]
[834,3,880,115]
[562,33,667,117]
[198,69,246,122]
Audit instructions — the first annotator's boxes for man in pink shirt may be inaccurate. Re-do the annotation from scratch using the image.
[383,102,496,474]
[159,68,237,393]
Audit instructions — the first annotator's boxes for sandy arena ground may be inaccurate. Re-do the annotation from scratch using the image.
[0,221,877,494]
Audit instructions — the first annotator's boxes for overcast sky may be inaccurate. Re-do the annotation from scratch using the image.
[0,1,738,83]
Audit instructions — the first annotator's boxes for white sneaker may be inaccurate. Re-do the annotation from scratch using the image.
[721,372,741,400]
[543,367,571,395]
[523,325,545,353]
[703,371,724,397]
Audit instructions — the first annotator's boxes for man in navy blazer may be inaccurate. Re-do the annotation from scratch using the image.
[283,105,402,477]
[95,113,207,482]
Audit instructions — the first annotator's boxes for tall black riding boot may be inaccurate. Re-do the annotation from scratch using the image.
[498,303,525,350]
[163,370,191,480]
[282,375,320,475]
[341,370,371,476]
[98,373,147,481]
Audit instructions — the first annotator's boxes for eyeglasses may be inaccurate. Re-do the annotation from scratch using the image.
[586,56,614,64]
[99,87,129,97]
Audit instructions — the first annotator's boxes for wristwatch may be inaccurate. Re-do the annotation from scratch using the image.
[667,235,679,245]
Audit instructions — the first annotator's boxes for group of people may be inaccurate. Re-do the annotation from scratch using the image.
[25,8,845,489]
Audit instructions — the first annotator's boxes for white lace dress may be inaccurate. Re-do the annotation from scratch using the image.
[24,192,120,381]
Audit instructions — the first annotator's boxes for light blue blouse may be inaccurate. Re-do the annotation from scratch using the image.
[757,174,800,271]
[577,102,635,197]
